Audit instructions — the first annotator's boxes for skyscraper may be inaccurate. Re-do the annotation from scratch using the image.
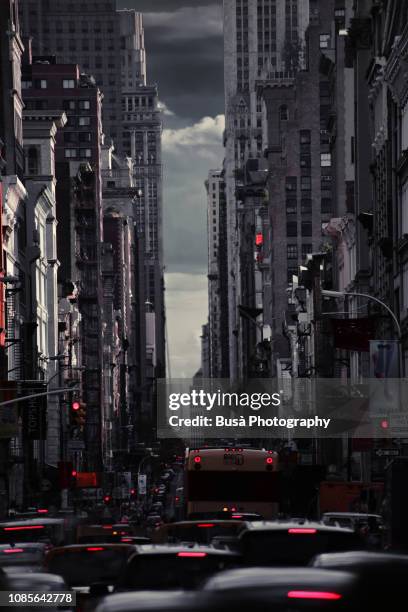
[223,0,310,380]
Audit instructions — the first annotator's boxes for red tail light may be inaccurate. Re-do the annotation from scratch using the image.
[102,525,113,529]
[121,538,132,542]
[194,456,201,463]
[288,528,317,534]
[37,509,48,514]
[266,457,273,464]
[86,547,104,552]
[288,591,342,600]
[232,514,243,519]
[198,523,214,528]
[177,552,207,557]
[3,548,24,554]
[4,525,44,531]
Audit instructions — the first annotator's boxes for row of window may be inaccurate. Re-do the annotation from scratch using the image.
[287,243,312,260]
[65,148,92,159]
[287,221,313,237]
[287,198,332,215]
[22,78,79,90]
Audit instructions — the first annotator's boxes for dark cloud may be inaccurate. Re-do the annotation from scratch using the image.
[117,0,219,12]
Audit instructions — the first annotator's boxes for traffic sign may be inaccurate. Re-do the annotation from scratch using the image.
[138,474,147,495]
[375,448,400,457]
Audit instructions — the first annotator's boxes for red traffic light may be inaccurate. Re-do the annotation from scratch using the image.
[71,470,77,477]
[130,488,136,495]
[72,401,80,411]
[103,495,111,504]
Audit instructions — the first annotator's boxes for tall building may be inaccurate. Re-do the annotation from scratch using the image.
[119,11,165,378]
[19,0,121,146]
[19,3,166,379]
[223,0,310,380]
[205,169,229,378]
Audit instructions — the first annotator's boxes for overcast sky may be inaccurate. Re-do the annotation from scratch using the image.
[118,0,224,378]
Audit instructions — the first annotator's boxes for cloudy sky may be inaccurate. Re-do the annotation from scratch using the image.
[118,0,224,377]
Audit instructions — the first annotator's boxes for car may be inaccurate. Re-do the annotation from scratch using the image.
[0,543,49,570]
[45,544,136,589]
[0,518,66,546]
[152,520,245,545]
[95,591,202,612]
[5,571,73,611]
[321,512,384,548]
[311,551,408,609]
[76,524,133,543]
[238,521,363,566]
[200,566,358,611]
[115,544,242,591]
[189,512,263,521]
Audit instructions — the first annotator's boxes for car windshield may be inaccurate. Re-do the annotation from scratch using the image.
[46,548,132,586]
[242,531,362,565]
[119,553,239,590]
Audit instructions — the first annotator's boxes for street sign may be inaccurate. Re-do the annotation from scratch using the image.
[138,474,147,495]
[375,448,400,458]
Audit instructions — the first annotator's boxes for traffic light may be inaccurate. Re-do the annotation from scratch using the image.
[103,494,112,505]
[70,397,86,433]
[69,469,77,489]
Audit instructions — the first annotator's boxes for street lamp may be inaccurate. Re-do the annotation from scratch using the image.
[322,289,402,374]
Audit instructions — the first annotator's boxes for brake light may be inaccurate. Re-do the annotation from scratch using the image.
[266,457,273,464]
[287,591,342,601]
[177,552,207,557]
[37,509,48,514]
[194,456,201,464]
[198,523,214,528]
[102,525,113,529]
[121,538,132,542]
[4,525,44,531]
[86,547,104,552]
[232,514,243,519]
[3,548,24,554]
[288,528,317,534]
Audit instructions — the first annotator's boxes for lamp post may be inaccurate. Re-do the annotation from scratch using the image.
[321,289,402,374]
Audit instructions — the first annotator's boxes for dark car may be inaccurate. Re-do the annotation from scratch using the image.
[0,543,48,570]
[200,566,358,611]
[311,550,408,609]
[96,591,203,612]
[116,544,241,591]
[239,522,363,566]
[45,544,136,588]
[152,520,245,545]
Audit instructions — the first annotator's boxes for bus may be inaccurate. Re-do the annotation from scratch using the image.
[185,447,280,519]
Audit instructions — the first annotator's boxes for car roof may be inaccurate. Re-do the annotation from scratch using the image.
[311,551,408,569]
[130,544,240,556]
[7,572,66,584]
[160,520,243,528]
[0,519,64,527]
[0,542,47,549]
[48,543,136,554]
[240,521,355,533]
[96,590,198,612]
[202,566,356,591]
[322,513,382,519]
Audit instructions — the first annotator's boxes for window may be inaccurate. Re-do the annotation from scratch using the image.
[287,221,298,237]
[321,153,332,167]
[79,132,91,143]
[286,176,297,192]
[286,198,297,214]
[63,79,75,89]
[63,132,76,143]
[65,149,77,158]
[301,198,312,214]
[79,100,90,110]
[287,244,298,259]
[107,181,115,188]
[302,244,312,260]
[300,155,311,168]
[26,146,39,175]
[280,105,288,121]
[301,176,311,191]
[21,80,32,89]
[34,79,47,89]
[321,198,332,214]
[301,221,312,237]
[63,100,76,111]
[300,130,311,144]
[79,117,90,126]
[79,149,92,158]
[320,33,331,48]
